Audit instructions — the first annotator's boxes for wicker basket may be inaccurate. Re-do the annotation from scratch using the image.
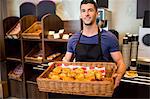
[22,21,42,39]
[37,61,117,97]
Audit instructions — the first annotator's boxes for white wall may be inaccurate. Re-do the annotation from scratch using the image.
[6,0,82,20]
[109,0,142,35]
[6,0,143,37]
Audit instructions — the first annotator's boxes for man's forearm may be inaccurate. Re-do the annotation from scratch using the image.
[116,60,126,77]
[62,52,73,62]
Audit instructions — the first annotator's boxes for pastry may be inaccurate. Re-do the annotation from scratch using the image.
[50,75,60,80]
[67,71,76,78]
[59,73,67,79]
[52,66,62,74]
[62,68,71,74]
[124,70,138,78]
[75,74,85,81]
[95,71,102,80]
[126,70,138,77]
[85,70,95,81]
[74,68,84,74]
[62,76,74,81]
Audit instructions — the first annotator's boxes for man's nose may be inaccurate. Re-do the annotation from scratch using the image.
[85,11,89,16]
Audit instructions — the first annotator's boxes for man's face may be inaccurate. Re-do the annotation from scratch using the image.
[80,3,98,26]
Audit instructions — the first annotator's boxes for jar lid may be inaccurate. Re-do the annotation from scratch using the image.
[123,37,128,44]
[132,34,138,41]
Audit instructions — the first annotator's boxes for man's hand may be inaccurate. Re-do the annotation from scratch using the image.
[111,51,126,89]
[113,73,122,89]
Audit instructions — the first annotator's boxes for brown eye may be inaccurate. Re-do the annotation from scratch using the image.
[89,8,94,12]
[81,9,86,13]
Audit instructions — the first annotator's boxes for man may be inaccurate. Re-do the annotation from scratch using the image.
[63,0,126,89]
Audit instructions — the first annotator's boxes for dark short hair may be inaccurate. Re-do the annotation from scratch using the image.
[80,0,98,11]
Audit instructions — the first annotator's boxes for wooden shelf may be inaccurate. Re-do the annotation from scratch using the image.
[44,38,68,42]
[3,13,81,99]
[4,37,21,41]
[8,79,24,98]
[26,71,42,82]
[8,77,22,82]
[22,38,42,41]
[24,61,40,65]
[26,80,37,84]
[6,57,21,62]
[24,60,43,64]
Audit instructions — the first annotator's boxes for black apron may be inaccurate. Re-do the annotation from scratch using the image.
[75,29,104,62]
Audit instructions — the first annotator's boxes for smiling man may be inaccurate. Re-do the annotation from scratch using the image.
[63,0,126,89]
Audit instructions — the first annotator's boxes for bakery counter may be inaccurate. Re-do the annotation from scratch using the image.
[121,73,150,86]
[113,72,150,98]
[113,62,149,98]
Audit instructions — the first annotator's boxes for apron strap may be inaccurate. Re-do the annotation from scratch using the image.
[77,30,82,44]
[97,28,104,61]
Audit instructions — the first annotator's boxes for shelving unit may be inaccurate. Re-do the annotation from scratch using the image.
[3,15,39,98]
[5,39,21,61]
[3,13,81,98]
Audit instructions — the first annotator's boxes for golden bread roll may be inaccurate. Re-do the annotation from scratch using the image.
[59,73,67,79]
[95,71,102,80]
[50,75,60,80]
[75,74,85,81]
[62,76,74,81]
[85,70,95,81]
[62,68,71,74]
[126,70,137,77]
[67,71,76,78]
[74,68,84,74]
[52,66,62,74]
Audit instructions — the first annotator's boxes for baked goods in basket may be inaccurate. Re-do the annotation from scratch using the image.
[52,66,62,74]
[47,63,105,81]
[37,62,117,97]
